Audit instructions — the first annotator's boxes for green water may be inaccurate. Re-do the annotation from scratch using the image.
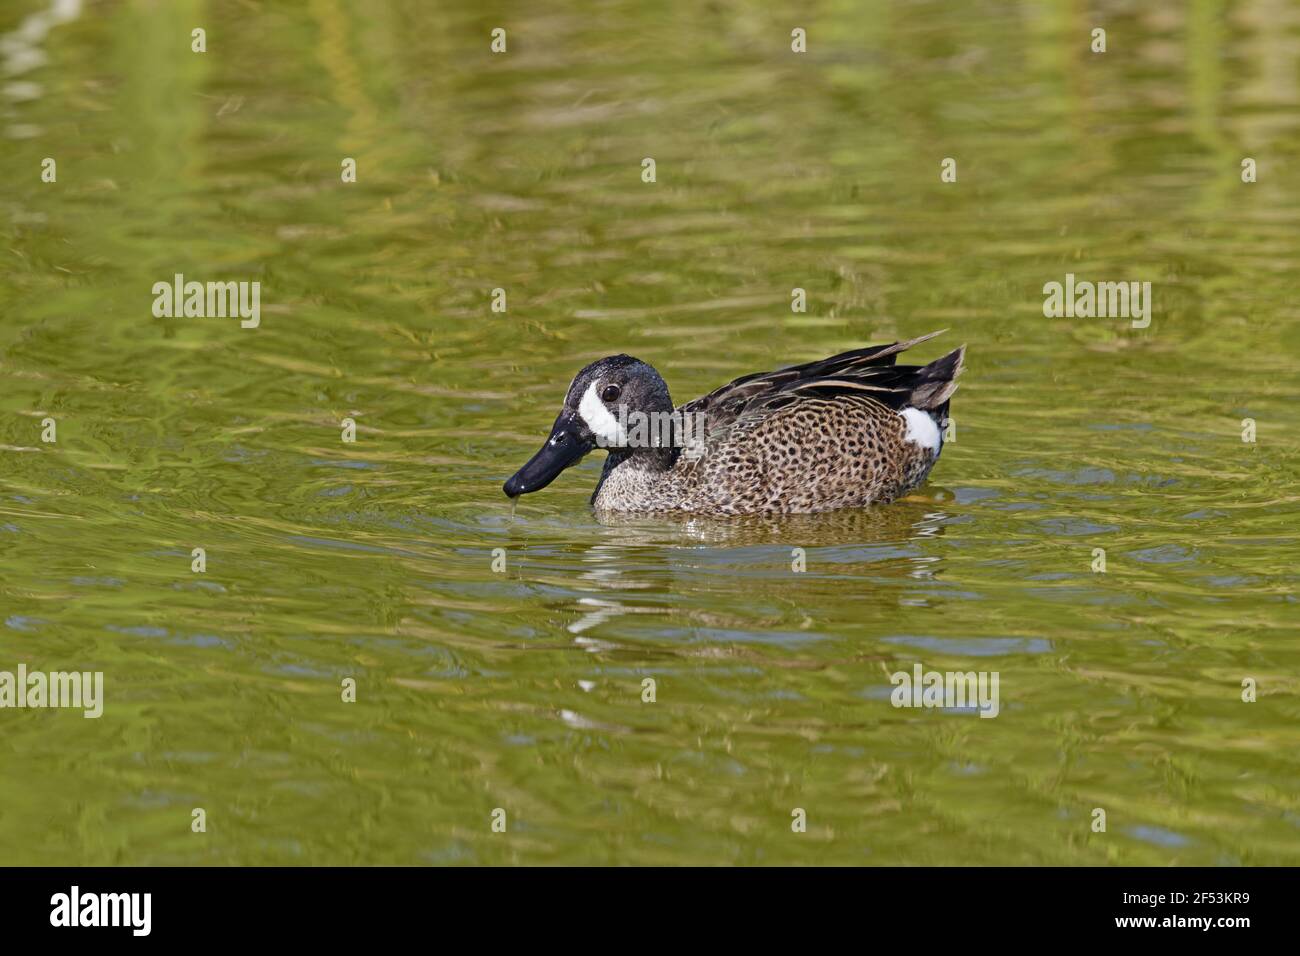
[1,0,1298,866]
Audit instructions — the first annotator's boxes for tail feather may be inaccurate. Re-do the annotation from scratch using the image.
[909,345,966,410]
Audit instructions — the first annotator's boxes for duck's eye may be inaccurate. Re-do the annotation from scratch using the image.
[601,384,621,402]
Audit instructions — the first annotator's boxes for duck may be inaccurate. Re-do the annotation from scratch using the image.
[502,330,965,516]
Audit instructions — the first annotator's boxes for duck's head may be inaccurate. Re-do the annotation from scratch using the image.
[503,354,672,499]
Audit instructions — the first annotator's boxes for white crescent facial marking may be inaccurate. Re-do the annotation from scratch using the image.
[900,407,941,453]
[579,381,626,446]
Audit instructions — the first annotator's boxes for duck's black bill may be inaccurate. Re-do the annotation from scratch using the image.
[503,415,593,498]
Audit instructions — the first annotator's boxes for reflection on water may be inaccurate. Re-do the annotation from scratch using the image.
[592,496,950,547]
[0,0,1298,865]
[0,0,81,140]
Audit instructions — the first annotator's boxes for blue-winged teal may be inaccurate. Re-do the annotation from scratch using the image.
[503,330,965,515]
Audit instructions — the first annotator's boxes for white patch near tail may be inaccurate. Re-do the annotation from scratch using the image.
[578,382,627,446]
[900,407,941,453]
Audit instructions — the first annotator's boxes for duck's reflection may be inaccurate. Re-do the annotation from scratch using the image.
[591,495,951,548]
[555,495,954,638]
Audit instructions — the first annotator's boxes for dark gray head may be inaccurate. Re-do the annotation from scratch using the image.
[503,355,672,498]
